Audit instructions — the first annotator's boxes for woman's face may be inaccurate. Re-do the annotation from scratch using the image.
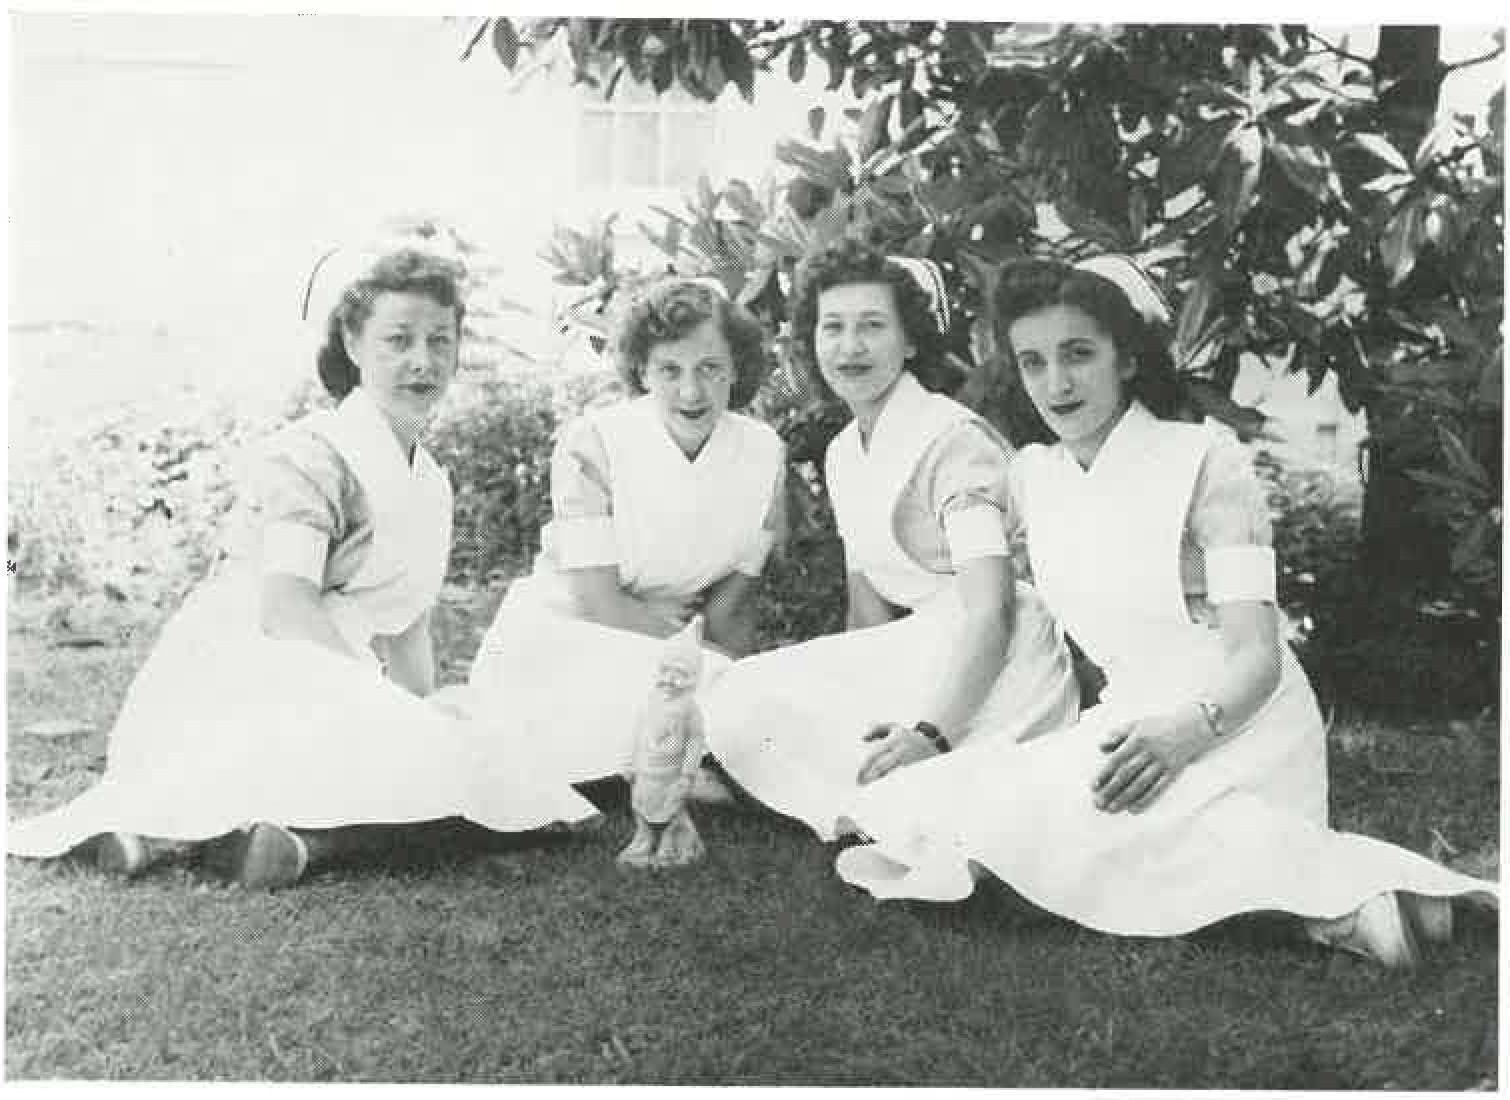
[345,291,459,431]
[813,282,914,413]
[641,318,735,458]
[1007,303,1135,462]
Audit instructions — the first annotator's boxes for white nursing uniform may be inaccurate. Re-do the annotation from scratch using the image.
[468,397,784,783]
[836,403,1497,926]
[704,373,1080,840]
[7,389,593,858]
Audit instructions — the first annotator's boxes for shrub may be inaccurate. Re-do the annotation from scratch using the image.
[8,392,271,614]
[428,366,624,590]
[1252,447,1364,646]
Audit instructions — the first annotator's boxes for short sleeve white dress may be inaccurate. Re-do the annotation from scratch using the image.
[7,388,593,858]
[467,396,785,783]
[702,372,1082,839]
[834,402,1497,926]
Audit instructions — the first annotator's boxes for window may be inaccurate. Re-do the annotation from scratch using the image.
[577,76,717,192]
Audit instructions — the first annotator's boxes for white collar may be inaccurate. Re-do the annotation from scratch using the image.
[635,394,731,466]
[1054,400,1157,476]
[858,371,930,454]
[338,387,424,475]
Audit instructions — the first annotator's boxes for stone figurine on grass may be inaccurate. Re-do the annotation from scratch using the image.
[618,616,708,870]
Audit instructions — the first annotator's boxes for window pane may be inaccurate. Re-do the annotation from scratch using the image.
[579,109,614,189]
[621,112,660,188]
[664,112,715,189]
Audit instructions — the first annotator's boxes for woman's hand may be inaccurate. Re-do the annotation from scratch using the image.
[1091,705,1212,813]
[856,722,941,785]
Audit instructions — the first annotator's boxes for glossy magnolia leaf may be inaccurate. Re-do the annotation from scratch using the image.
[1438,424,1492,491]
[898,88,923,133]
[1380,196,1427,286]
[1173,268,1217,368]
[787,40,807,83]
[1215,124,1263,232]
[1412,116,1462,172]
[775,142,849,192]
[490,19,520,68]
[1211,345,1242,393]
[1350,132,1411,173]
[1266,121,1331,201]
[719,29,756,101]
[856,95,894,162]
[722,179,764,224]
[1360,171,1415,194]
[1450,513,1494,574]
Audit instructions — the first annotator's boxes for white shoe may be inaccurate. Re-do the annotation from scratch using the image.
[88,832,151,878]
[1306,892,1421,969]
[231,823,309,891]
[1402,892,1454,945]
[686,765,736,806]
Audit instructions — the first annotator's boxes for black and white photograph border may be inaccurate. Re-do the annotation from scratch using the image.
[4,0,1504,1092]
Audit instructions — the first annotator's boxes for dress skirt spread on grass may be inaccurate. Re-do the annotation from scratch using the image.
[704,373,1082,840]
[6,389,593,859]
[466,397,784,784]
[828,404,1497,929]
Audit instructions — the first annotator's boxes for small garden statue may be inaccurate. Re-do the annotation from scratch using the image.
[618,615,708,870]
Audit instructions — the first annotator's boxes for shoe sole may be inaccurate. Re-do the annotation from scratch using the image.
[1404,892,1454,945]
[92,833,148,878]
[236,824,308,890]
[1307,892,1421,969]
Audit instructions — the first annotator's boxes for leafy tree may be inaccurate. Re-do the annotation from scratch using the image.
[467,20,1503,677]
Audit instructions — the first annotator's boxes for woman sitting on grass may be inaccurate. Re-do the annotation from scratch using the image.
[466,276,785,795]
[6,240,594,888]
[703,238,1081,839]
[831,254,1497,968]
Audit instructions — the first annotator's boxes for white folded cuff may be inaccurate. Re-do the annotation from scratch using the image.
[943,505,1009,563]
[553,516,620,570]
[1205,545,1277,604]
[261,521,328,583]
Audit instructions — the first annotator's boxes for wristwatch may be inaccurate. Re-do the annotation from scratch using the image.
[913,721,952,754]
[1194,699,1226,738]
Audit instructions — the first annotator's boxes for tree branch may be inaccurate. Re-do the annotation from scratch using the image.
[1442,43,1505,73]
[1305,30,1376,69]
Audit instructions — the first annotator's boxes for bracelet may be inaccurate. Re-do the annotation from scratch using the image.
[1193,699,1226,739]
[913,721,951,754]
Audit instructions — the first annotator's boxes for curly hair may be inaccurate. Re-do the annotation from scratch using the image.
[613,278,770,410]
[315,247,468,400]
[788,238,959,402]
[992,257,1182,429]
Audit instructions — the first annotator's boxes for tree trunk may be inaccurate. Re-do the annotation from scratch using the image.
[1373,26,1443,159]
[1355,27,1448,612]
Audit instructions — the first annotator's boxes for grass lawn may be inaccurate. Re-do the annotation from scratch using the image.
[5,596,1500,1088]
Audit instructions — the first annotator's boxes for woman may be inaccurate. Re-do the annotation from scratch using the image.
[467,277,785,786]
[6,241,594,888]
[833,255,1496,967]
[703,240,1081,840]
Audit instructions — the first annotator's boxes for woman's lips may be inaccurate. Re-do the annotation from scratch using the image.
[1049,400,1084,415]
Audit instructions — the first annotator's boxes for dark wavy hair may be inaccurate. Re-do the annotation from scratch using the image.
[613,278,770,410]
[789,238,960,403]
[992,258,1182,435]
[315,248,468,399]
